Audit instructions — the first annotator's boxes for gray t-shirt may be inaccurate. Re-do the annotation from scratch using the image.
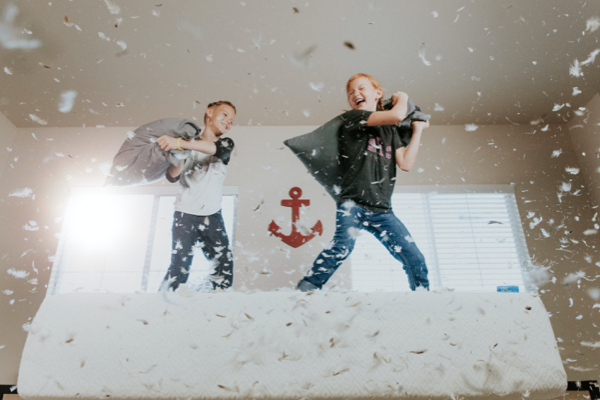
[167,137,234,216]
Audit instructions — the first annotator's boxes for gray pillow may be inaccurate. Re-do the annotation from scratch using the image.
[105,118,201,187]
[284,98,429,202]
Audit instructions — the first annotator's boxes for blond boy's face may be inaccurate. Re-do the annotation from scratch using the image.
[206,104,236,136]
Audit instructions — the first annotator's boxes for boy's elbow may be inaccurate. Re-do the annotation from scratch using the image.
[397,162,411,172]
[392,112,405,124]
[395,106,409,123]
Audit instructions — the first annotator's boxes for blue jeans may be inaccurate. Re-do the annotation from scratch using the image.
[299,203,429,291]
[162,210,233,290]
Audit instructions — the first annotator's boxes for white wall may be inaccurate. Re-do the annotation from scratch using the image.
[1,121,599,383]
[0,112,17,181]
[568,93,600,207]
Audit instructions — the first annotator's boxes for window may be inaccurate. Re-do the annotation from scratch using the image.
[47,186,237,295]
[351,185,533,293]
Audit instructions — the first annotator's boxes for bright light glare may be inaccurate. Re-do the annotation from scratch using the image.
[66,194,130,249]
[49,191,235,294]
[50,192,155,293]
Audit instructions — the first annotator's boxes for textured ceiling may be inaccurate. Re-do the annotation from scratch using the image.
[1,0,600,128]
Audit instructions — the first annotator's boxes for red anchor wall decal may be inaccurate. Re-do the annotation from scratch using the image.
[269,187,323,248]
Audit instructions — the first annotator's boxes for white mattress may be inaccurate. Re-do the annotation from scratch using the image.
[18,290,567,400]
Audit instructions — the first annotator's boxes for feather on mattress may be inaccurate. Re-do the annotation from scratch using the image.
[18,291,566,400]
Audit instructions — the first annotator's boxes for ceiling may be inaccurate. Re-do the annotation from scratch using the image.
[1,0,600,128]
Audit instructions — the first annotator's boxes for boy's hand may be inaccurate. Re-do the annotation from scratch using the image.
[412,120,430,131]
[157,135,177,151]
[391,91,409,106]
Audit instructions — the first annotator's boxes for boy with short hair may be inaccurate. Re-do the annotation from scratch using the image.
[157,101,236,291]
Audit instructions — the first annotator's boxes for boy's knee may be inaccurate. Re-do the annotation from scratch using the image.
[331,240,355,254]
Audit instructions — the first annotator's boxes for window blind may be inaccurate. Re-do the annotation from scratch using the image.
[351,185,531,293]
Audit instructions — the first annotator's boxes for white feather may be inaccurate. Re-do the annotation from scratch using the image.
[9,188,33,198]
[103,0,121,15]
[58,90,78,113]
[29,114,47,125]
[586,17,600,33]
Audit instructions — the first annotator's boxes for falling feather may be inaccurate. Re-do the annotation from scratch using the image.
[565,167,579,175]
[0,4,42,49]
[560,182,571,192]
[587,288,600,300]
[526,265,552,287]
[418,44,431,66]
[541,228,550,238]
[7,268,29,279]
[586,17,600,33]
[29,114,47,125]
[9,188,33,198]
[309,82,324,92]
[58,90,78,113]
[563,271,586,285]
[103,0,121,15]
[580,49,600,66]
[290,45,317,68]
[23,221,39,231]
[569,60,583,77]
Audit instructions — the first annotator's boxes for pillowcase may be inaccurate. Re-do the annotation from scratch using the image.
[284,98,429,202]
[105,118,201,187]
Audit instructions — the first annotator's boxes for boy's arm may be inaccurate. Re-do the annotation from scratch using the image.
[366,92,409,126]
[157,136,217,155]
[395,120,429,172]
[166,162,184,180]
[158,136,235,167]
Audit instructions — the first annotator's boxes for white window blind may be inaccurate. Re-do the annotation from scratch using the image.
[351,185,532,293]
[47,186,237,296]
